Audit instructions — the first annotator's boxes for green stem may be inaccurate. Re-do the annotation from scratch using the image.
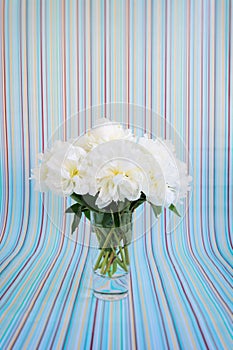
[100,251,109,274]
[104,250,115,274]
[102,228,115,249]
[98,260,104,269]
[94,249,105,271]
[112,260,117,275]
[112,250,128,272]
[124,245,130,265]
[119,246,126,266]
[108,267,113,277]
[95,228,106,246]
[112,230,122,247]
[115,257,128,272]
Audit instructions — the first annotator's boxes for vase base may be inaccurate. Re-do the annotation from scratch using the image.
[93,290,128,301]
[93,270,129,301]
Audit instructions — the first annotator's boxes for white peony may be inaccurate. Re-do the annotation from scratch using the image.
[74,118,135,152]
[138,136,192,206]
[95,159,144,208]
[31,150,51,192]
[81,139,151,209]
[141,167,166,206]
[32,140,88,196]
[31,122,192,213]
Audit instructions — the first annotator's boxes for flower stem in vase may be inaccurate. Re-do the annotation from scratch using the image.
[93,249,105,271]
[124,245,130,265]
[100,251,110,274]
[104,250,115,274]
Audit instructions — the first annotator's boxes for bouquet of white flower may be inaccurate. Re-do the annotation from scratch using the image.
[32,119,192,282]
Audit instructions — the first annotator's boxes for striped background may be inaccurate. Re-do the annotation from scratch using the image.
[1,0,232,349]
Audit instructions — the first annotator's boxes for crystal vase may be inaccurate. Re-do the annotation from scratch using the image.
[91,211,132,301]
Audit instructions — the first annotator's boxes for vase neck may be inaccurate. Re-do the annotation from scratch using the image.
[90,210,132,228]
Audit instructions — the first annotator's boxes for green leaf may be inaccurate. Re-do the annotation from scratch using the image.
[102,212,113,227]
[66,201,91,222]
[168,204,181,217]
[129,192,146,212]
[65,202,82,234]
[113,212,120,227]
[82,209,90,220]
[70,193,85,206]
[71,193,99,213]
[65,203,82,214]
[151,204,162,218]
[71,207,82,234]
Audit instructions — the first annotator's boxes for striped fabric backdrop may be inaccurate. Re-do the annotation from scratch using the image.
[1,0,232,349]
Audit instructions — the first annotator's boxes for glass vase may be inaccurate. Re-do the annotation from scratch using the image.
[90,211,132,301]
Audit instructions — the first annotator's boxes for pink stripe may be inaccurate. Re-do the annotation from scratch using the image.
[129,273,138,348]
[90,301,99,348]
